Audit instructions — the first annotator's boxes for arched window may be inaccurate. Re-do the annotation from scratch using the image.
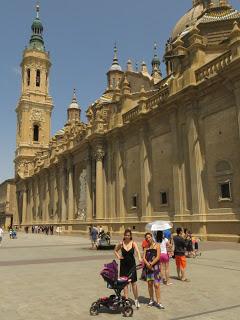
[36,69,41,87]
[33,125,39,142]
[27,69,31,86]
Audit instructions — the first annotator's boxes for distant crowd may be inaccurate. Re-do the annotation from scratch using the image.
[24,225,55,235]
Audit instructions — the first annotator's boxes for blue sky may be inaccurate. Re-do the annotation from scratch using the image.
[0,0,240,183]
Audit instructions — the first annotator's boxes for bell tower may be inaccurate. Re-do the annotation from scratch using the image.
[15,4,53,178]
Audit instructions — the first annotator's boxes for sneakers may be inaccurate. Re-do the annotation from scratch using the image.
[135,300,140,309]
[147,300,154,307]
[156,303,165,309]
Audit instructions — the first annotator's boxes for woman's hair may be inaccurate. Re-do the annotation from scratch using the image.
[144,232,152,239]
[156,231,163,243]
[176,227,183,235]
[123,228,132,240]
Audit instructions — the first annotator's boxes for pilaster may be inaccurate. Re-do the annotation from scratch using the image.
[67,156,74,221]
[85,152,93,221]
[169,110,184,217]
[186,104,205,215]
[139,126,152,219]
[93,144,105,220]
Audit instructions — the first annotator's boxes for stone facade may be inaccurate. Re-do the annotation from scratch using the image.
[0,179,17,227]
[15,1,240,241]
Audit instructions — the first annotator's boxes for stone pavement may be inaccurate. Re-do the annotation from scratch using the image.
[0,233,240,320]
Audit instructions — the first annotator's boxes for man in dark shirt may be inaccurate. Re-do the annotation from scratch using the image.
[173,228,189,281]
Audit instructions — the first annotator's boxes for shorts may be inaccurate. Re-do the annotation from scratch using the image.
[160,253,169,263]
[175,255,186,269]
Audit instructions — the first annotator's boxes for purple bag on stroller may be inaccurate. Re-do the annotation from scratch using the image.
[100,260,118,282]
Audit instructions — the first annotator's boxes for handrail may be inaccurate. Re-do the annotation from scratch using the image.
[195,51,232,82]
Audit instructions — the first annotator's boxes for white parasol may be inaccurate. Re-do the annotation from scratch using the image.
[145,220,173,232]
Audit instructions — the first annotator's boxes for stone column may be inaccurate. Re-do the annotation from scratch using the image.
[42,171,47,223]
[21,185,27,225]
[35,176,41,222]
[139,128,152,219]
[115,138,125,219]
[169,110,184,217]
[86,153,92,221]
[39,176,44,222]
[186,107,205,215]
[25,183,30,224]
[29,181,33,225]
[67,157,74,221]
[106,141,113,219]
[60,161,67,222]
[33,177,38,223]
[49,170,55,220]
[94,145,105,220]
[53,166,59,222]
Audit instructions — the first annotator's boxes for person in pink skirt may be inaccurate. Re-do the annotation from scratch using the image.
[155,231,173,285]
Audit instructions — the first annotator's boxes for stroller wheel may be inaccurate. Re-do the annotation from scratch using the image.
[122,305,133,317]
[90,302,99,316]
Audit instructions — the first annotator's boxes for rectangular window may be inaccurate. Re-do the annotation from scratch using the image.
[36,69,41,87]
[33,125,39,142]
[132,194,137,208]
[219,181,232,201]
[27,69,30,86]
[160,191,168,206]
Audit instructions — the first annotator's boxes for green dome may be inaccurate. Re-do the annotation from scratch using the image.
[31,18,43,31]
[152,55,160,65]
[27,4,45,52]
[28,17,45,51]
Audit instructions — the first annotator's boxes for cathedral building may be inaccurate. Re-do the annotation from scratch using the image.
[15,1,240,241]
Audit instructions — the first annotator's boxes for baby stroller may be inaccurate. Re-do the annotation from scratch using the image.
[90,260,142,317]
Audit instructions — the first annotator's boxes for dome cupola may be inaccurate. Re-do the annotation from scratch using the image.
[29,3,45,51]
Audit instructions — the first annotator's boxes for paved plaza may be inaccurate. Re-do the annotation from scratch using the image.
[0,233,240,320]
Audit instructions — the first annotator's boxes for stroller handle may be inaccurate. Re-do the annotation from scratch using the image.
[127,263,143,278]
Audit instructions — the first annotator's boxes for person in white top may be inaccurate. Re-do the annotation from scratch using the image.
[155,231,172,285]
[0,226,4,246]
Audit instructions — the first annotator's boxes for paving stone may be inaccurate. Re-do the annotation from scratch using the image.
[0,233,240,320]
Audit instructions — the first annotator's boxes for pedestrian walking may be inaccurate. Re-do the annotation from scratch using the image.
[90,225,98,249]
[114,229,142,309]
[143,232,164,309]
[155,231,172,285]
[173,228,190,282]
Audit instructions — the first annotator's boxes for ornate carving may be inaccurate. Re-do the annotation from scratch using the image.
[16,161,30,178]
[30,109,45,122]
[93,147,105,161]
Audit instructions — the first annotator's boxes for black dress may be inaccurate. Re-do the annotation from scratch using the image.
[120,243,137,283]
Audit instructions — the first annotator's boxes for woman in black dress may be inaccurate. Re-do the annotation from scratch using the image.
[114,229,142,308]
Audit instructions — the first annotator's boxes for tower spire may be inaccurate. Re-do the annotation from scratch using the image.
[67,89,81,123]
[151,42,162,83]
[29,2,45,51]
[36,2,40,18]
[109,43,122,71]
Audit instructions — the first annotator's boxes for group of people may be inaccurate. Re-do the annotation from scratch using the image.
[24,225,55,235]
[113,227,195,310]
[0,225,18,245]
[89,225,110,249]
